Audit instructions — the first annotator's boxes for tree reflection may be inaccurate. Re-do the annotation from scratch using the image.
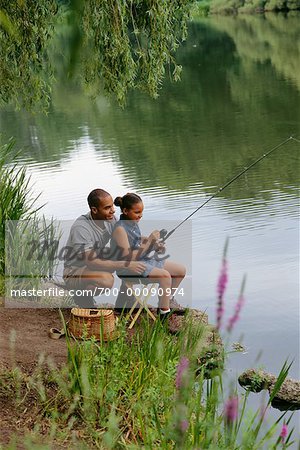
[0,14,299,203]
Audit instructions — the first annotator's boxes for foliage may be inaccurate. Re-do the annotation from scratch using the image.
[0,314,295,448]
[0,138,37,284]
[191,1,212,16]
[0,0,194,110]
[0,0,57,111]
[80,0,191,104]
[0,138,58,296]
[191,0,300,15]
[5,216,61,297]
[208,0,300,14]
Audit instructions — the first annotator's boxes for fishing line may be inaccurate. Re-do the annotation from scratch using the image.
[160,135,299,242]
[290,136,300,144]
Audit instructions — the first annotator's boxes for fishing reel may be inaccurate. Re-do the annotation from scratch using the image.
[159,229,168,240]
[154,228,168,254]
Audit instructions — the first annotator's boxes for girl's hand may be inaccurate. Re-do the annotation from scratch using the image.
[149,230,160,241]
[154,242,166,254]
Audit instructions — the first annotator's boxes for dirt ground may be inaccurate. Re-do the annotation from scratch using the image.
[0,307,69,372]
[0,307,72,447]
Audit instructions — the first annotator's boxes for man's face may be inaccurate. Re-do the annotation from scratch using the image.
[91,195,115,221]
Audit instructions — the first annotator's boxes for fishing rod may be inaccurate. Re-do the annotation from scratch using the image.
[160,136,299,242]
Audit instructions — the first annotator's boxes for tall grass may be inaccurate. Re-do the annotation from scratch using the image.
[0,138,40,290]
[0,138,60,299]
[2,313,295,449]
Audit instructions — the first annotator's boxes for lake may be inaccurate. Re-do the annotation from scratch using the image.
[1,12,299,443]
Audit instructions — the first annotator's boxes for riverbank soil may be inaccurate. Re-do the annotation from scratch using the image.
[0,308,69,448]
[0,308,68,371]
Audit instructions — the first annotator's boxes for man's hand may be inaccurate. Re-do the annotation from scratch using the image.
[127,261,147,274]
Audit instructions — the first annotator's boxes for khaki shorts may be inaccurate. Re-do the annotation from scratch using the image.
[63,266,88,290]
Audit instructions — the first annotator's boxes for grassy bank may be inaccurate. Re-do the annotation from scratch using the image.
[0,313,295,449]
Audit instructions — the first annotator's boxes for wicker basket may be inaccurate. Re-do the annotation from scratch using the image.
[68,308,116,341]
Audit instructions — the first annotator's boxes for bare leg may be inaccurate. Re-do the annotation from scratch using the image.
[80,270,114,290]
[147,268,172,310]
[163,260,186,292]
[68,270,114,308]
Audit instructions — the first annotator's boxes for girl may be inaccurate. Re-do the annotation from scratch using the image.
[112,193,186,316]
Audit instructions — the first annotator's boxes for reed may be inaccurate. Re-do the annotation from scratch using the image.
[0,138,39,290]
[0,138,59,298]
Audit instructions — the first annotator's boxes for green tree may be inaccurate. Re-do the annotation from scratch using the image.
[0,0,194,110]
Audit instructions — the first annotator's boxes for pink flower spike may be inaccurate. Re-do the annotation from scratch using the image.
[216,258,228,330]
[224,395,238,423]
[226,275,246,333]
[175,356,189,389]
[226,294,245,332]
[217,258,228,299]
[280,423,288,443]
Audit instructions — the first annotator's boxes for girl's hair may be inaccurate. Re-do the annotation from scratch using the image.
[114,193,142,211]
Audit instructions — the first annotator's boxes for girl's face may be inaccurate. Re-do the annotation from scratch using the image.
[123,201,144,221]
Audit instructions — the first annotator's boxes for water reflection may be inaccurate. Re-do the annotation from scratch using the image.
[0,13,299,210]
[96,14,300,199]
[208,13,300,92]
[3,15,299,211]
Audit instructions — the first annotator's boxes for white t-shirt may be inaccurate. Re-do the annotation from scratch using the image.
[64,212,116,268]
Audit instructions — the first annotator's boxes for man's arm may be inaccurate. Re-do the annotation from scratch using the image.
[83,249,147,274]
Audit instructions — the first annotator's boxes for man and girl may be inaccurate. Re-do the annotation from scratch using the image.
[63,188,186,317]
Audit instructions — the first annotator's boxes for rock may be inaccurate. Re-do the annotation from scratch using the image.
[167,308,209,333]
[168,309,224,378]
[238,369,300,410]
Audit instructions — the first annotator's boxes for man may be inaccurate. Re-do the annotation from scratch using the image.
[63,189,146,308]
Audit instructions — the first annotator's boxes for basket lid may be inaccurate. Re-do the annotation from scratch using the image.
[71,308,114,318]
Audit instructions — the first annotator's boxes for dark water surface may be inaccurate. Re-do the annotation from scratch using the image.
[1,12,299,443]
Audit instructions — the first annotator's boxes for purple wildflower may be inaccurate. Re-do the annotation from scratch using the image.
[226,275,246,332]
[179,419,189,433]
[280,423,288,444]
[216,258,228,330]
[226,294,245,332]
[224,395,238,423]
[175,357,189,389]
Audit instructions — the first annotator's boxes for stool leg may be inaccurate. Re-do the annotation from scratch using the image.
[143,304,156,322]
[124,282,140,322]
[127,282,157,329]
[128,305,143,329]
[125,299,139,322]
[141,284,156,321]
